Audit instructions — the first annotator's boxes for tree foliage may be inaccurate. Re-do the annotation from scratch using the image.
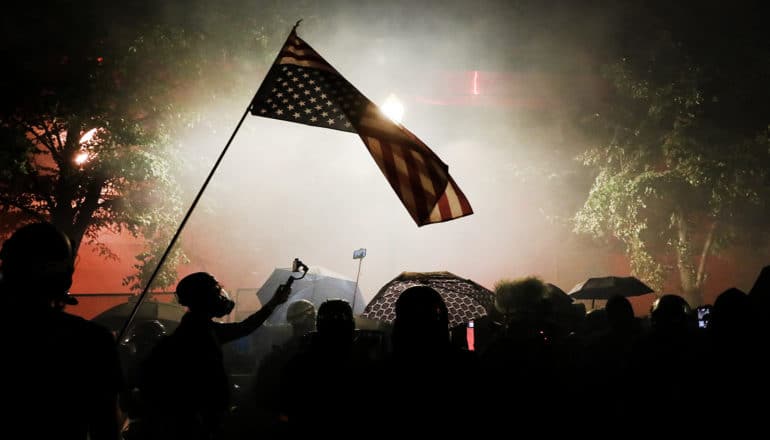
[573,3,770,305]
[0,1,313,291]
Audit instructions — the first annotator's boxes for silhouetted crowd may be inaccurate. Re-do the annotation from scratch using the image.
[2,222,769,440]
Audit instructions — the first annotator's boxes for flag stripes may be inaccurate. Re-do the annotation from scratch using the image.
[251,27,473,226]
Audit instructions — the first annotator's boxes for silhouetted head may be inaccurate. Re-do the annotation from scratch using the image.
[316,299,354,348]
[606,294,634,331]
[750,265,769,298]
[128,319,167,354]
[175,272,234,318]
[286,299,316,335]
[392,286,449,354]
[582,308,608,334]
[0,222,75,307]
[651,294,691,332]
[711,287,750,335]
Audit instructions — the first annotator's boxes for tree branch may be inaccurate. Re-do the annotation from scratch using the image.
[695,220,718,288]
[21,121,56,155]
[0,195,49,222]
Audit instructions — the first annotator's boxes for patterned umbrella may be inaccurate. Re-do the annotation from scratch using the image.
[362,271,495,327]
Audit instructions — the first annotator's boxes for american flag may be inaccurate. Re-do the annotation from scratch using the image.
[250,27,473,226]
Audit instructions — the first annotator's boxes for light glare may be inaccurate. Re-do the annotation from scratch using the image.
[380,94,404,123]
[79,128,98,144]
[74,152,89,165]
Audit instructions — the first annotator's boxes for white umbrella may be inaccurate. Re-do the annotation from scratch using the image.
[255,265,366,325]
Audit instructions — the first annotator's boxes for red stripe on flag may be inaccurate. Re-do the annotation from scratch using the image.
[401,144,430,222]
[376,140,403,200]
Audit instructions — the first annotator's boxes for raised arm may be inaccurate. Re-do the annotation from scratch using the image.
[215,284,291,344]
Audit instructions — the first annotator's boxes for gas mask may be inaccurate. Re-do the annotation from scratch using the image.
[210,288,235,318]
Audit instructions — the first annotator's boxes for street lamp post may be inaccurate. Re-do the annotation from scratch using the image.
[352,248,366,311]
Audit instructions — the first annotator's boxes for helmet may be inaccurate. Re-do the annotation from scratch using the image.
[130,319,167,343]
[286,299,315,324]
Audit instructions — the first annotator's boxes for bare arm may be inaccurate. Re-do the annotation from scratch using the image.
[216,284,291,344]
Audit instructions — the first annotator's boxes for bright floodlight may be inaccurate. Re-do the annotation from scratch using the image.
[79,128,98,144]
[380,94,404,123]
[74,152,89,165]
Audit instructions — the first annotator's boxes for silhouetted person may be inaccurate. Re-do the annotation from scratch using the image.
[634,294,706,428]
[581,295,641,427]
[279,299,365,438]
[120,320,167,440]
[0,222,124,440]
[707,287,761,427]
[139,272,290,440]
[479,277,574,434]
[247,300,316,439]
[380,285,479,435]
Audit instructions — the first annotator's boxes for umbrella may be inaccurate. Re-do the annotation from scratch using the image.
[91,298,187,335]
[546,283,574,304]
[361,271,495,327]
[568,276,653,307]
[255,265,366,325]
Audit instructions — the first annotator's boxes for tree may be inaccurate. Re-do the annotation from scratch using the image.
[0,1,325,291]
[573,3,770,306]
[0,27,195,291]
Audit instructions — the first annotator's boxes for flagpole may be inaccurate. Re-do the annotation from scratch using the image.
[117,92,260,342]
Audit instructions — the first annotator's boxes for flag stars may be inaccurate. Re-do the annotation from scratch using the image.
[309,97,317,103]
[298,83,305,88]
[291,77,299,82]
[304,90,311,95]
[309,80,316,85]
[320,94,327,99]
[298,101,306,106]
[302,73,310,78]
[304,108,312,114]
[282,82,288,87]
[310,116,318,122]
[276,92,284,98]
[327,118,335,125]
[315,105,323,111]
[293,112,301,119]
[344,122,352,127]
[276,109,284,115]
[287,105,295,111]
[326,101,333,107]
[287,87,294,92]
[293,93,300,99]
[322,111,329,117]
